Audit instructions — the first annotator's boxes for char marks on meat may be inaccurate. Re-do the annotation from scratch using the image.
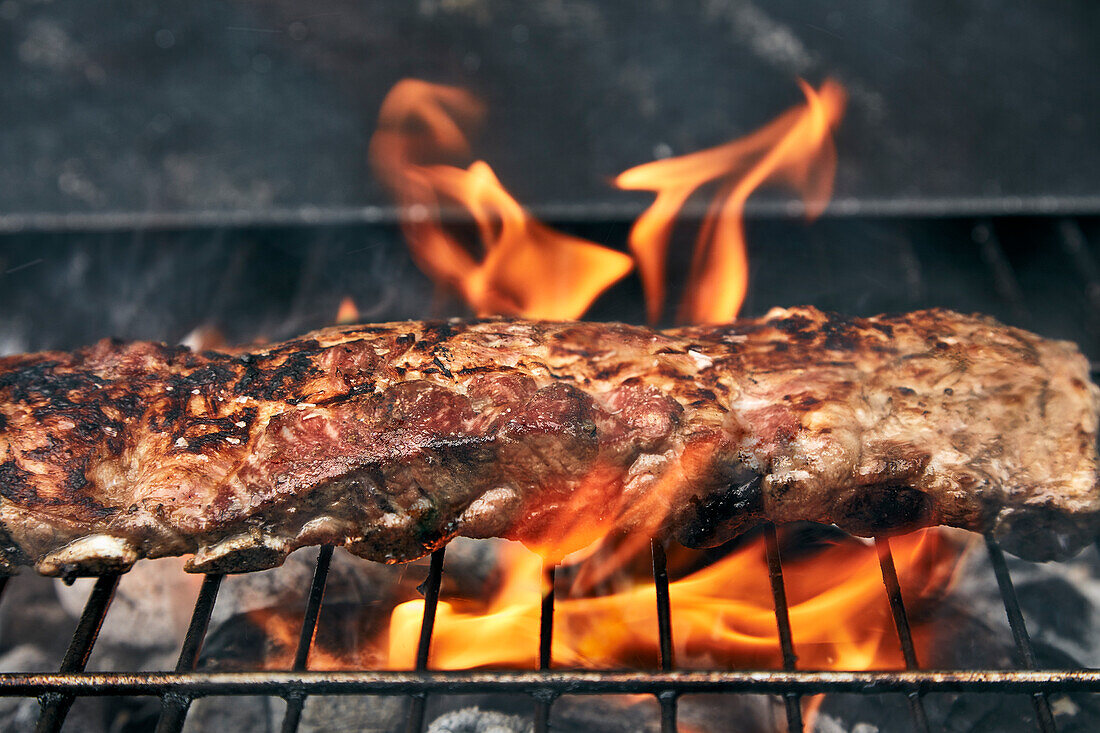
[0,307,1097,576]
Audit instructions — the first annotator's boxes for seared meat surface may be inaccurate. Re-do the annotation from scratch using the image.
[0,307,1097,576]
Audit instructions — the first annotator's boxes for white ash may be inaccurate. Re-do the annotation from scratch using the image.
[428,707,532,733]
[0,695,38,733]
[0,648,111,733]
[291,695,406,733]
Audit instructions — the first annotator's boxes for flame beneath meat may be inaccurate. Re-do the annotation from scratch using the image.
[369,79,633,319]
[387,528,965,672]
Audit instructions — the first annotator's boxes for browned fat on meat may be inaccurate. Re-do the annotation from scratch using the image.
[0,307,1097,577]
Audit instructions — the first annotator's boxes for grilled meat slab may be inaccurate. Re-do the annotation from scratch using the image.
[1,307,1097,576]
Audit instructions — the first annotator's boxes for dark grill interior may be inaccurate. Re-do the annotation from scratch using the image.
[3,215,1100,359]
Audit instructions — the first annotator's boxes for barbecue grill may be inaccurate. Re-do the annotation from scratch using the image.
[4,2,1100,731]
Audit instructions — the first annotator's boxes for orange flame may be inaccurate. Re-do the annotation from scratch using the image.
[318,78,964,730]
[335,296,359,324]
[616,79,845,324]
[389,528,965,672]
[514,437,728,595]
[369,79,633,319]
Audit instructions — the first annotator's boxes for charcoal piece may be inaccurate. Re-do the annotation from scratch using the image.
[1015,576,1092,642]
[0,645,52,733]
[54,556,198,653]
[551,695,660,733]
[676,694,780,733]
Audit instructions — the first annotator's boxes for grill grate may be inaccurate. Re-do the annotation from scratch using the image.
[985,537,1058,732]
[0,532,1095,733]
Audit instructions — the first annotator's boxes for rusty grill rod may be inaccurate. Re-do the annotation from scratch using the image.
[280,544,334,733]
[404,547,446,733]
[154,573,224,733]
[35,573,119,733]
[985,535,1058,733]
[534,561,557,733]
[651,539,678,733]
[764,524,804,733]
[3,668,1100,696]
[875,537,931,733]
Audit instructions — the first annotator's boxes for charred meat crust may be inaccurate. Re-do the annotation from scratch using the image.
[0,306,1098,576]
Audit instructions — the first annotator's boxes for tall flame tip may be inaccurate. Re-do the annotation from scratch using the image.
[370,79,632,320]
[616,78,847,324]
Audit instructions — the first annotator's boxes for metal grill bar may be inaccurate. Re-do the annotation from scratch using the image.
[985,536,1058,733]
[4,669,1100,696]
[651,539,677,733]
[280,545,335,733]
[5,195,1100,236]
[539,563,556,671]
[534,561,557,733]
[415,550,447,671]
[155,573,224,733]
[764,525,803,733]
[35,573,119,733]
[875,537,931,733]
[405,547,446,733]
